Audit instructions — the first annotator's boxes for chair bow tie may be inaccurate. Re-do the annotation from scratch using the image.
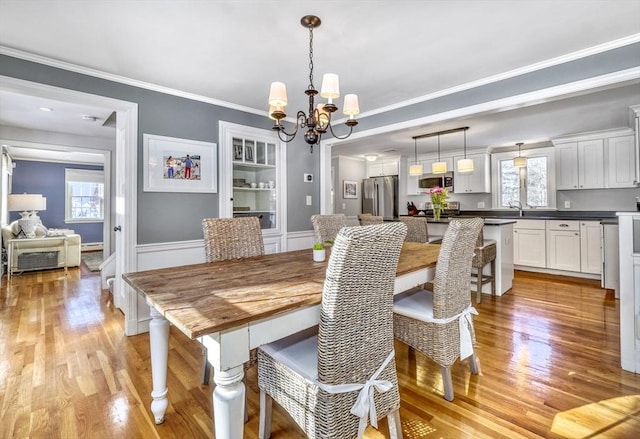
[317,350,396,438]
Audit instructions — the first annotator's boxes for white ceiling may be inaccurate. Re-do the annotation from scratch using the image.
[0,0,639,161]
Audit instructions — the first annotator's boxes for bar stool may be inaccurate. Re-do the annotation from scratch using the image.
[471,228,497,303]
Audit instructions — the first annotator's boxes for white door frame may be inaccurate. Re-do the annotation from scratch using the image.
[0,75,140,335]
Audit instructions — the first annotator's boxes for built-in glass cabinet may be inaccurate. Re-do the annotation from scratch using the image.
[231,137,278,230]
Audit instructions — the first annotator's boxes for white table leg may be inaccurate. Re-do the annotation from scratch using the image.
[149,306,170,424]
[212,365,245,439]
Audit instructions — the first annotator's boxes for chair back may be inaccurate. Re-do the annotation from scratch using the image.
[311,214,347,243]
[399,216,429,242]
[317,222,407,385]
[359,215,383,226]
[432,218,484,319]
[202,217,265,262]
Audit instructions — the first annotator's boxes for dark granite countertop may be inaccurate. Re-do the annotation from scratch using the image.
[456,210,619,224]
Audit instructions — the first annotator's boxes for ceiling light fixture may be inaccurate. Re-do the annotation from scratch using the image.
[409,138,424,176]
[513,142,527,167]
[364,154,378,162]
[82,115,98,122]
[432,133,447,174]
[457,127,474,173]
[39,107,53,112]
[268,15,360,153]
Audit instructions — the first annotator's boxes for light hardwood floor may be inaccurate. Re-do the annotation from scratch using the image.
[1,264,639,438]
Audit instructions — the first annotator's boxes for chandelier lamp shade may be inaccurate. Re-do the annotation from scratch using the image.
[513,142,527,167]
[409,138,424,176]
[456,127,474,173]
[432,133,447,174]
[268,15,359,153]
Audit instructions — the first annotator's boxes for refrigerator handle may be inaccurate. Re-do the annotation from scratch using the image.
[373,182,379,216]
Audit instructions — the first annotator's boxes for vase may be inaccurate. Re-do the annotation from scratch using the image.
[433,204,442,221]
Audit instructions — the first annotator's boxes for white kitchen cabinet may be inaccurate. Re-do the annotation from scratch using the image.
[367,160,398,177]
[580,221,602,275]
[606,135,636,188]
[453,153,490,193]
[513,220,546,268]
[602,223,619,295]
[547,220,581,272]
[555,140,604,190]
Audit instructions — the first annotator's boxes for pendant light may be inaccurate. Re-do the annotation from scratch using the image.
[432,133,447,174]
[409,138,424,176]
[513,142,527,167]
[457,127,474,173]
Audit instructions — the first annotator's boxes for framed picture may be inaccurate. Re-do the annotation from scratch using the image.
[343,180,358,199]
[143,134,217,193]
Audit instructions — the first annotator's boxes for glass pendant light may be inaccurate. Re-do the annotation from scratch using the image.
[513,142,527,167]
[457,128,474,173]
[409,138,424,176]
[432,134,447,174]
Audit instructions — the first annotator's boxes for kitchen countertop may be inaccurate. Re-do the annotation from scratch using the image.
[402,210,625,225]
[421,216,516,225]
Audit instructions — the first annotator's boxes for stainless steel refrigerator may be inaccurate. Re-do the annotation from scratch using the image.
[362,176,398,220]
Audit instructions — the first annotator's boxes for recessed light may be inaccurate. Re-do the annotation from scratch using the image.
[39,107,53,112]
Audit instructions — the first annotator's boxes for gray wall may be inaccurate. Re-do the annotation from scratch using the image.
[10,160,104,243]
[0,54,320,242]
[333,156,366,217]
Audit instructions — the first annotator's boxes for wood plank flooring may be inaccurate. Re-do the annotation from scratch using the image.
[1,266,639,438]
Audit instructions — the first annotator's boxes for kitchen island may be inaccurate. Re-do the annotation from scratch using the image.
[423,217,515,296]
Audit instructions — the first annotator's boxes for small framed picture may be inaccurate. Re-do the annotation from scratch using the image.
[343,180,358,199]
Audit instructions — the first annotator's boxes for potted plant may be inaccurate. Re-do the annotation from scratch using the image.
[312,242,326,262]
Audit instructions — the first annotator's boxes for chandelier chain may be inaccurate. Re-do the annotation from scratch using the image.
[308,26,314,91]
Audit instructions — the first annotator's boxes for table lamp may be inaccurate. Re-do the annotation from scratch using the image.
[7,193,46,238]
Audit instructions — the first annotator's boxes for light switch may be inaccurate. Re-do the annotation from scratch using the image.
[306,195,312,206]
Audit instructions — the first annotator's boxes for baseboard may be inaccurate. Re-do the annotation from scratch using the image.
[82,242,103,251]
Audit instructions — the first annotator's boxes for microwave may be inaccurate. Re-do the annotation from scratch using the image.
[418,172,454,193]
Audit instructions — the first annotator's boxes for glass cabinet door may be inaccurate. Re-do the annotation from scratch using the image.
[232,136,278,230]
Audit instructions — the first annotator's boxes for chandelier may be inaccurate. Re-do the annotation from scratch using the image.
[268,15,360,153]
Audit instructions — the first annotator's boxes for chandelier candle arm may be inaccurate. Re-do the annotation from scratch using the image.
[267,15,359,153]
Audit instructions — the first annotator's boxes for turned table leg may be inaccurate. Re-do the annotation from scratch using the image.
[212,365,246,439]
[149,306,170,424]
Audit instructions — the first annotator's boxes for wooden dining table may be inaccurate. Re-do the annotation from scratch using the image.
[123,241,440,439]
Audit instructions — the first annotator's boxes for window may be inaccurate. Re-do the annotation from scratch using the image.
[492,147,555,209]
[65,169,104,222]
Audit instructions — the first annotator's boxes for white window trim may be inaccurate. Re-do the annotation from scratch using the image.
[65,168,105,223]
[491,146,556,209]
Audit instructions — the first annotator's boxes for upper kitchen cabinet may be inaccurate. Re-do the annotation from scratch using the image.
[606,134,636,188]
[552,128,637,189]
[367,158,399,178]
[406,157,454,195]
[453,152,490,193]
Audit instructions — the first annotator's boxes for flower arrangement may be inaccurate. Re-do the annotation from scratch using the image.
[429,186,449,207]
[429,186,448,220]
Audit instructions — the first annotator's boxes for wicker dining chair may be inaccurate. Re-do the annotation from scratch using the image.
[201,217,265,385]
[471,228,497,303]
[393,217,484,401]
[359,215,383,226]
[399,216,443,243]
[257,222,408,439]
[311,213,347,244]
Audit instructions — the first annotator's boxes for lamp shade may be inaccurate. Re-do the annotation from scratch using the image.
[342,94,360,116]
[320,73,340,99]
[432,161,447,174]
[513,156,527,168]
[409,164,424,176]
[7,194,45,212]
[268,82,288,107]
[457,158,474,173]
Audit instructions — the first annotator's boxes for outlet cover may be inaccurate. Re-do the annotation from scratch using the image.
[564,201,571,208]
[304,173,313,182]
[477,201,485,209]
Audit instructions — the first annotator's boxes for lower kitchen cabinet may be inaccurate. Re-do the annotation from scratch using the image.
[547,221,581,272]
[580,221,602,274]
[514,220,546,268]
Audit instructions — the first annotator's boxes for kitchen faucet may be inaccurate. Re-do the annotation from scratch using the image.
[508,200,524,217]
